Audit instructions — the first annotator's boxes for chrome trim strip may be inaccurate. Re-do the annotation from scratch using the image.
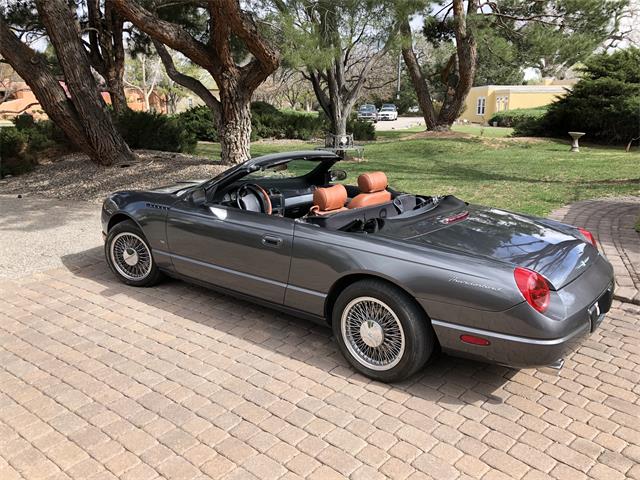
[286,284,327,299]
[431,319,590,346]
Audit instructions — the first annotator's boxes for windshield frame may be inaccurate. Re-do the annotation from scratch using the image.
[197,151,340,200]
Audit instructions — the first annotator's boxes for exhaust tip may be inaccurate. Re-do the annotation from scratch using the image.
[540,358,565,374]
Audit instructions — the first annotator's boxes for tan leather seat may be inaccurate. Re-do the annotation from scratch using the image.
[310,184,348,215]
[348,172,391,209]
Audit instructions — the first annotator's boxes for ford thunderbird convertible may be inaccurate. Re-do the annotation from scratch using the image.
[102,151,614,382]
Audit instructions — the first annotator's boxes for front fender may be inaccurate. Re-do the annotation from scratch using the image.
[101,192,173,269]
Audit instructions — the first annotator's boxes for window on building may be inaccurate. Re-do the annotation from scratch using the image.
[476,97,486,115]
[495,96,509,112]
[496,96,509,111]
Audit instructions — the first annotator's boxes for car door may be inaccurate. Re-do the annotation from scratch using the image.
[165,199,294,304]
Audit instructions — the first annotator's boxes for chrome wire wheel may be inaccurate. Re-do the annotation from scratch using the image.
[341,296,406,371]
[110,232,152,281]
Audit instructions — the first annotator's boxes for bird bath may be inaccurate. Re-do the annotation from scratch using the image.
[568,131,585,152]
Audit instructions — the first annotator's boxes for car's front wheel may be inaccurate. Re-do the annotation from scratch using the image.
[332,279,435,382]
[105,220,162,287]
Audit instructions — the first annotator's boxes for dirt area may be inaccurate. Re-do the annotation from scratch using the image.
[404,129,473,140]
[0,150,226,203]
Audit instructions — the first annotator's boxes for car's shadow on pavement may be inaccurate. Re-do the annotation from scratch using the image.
[61,246,518,407]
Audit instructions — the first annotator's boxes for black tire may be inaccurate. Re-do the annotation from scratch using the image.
[332,279,435,382]
[105,220,163,287]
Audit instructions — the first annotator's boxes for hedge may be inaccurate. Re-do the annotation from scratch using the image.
[115,109,197,153]
[176,102,325,142]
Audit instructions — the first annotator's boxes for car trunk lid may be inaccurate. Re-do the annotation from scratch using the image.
[381,204,598,289]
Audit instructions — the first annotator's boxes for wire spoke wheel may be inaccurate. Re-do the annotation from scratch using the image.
[110,232,152,281]
[341,296,406,371]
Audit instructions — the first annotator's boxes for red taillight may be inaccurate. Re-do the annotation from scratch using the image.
[578,227,597,249]
[460,335,490,346]
[514,267,550,313]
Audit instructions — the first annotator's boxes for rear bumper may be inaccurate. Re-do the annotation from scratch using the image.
[431,318,592,368]
[428,255,614,369]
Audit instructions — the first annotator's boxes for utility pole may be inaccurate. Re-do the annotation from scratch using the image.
[396,52,401,100]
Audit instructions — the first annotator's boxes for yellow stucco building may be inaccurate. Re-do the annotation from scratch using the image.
[458,80,575,124]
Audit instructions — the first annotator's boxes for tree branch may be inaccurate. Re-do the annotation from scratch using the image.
[110,0,216,72]
[153,39,221,121]
[216,0,279,92]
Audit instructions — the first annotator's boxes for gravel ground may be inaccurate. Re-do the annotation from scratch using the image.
[0,195,102,278]
[0,150,226,277]
[0,150,226,203]
[375,116,425,131]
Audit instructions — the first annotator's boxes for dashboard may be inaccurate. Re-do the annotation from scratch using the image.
[219,183,315,217]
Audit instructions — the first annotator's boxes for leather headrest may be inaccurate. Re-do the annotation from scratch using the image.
[313,184,347,211]
[358,172,388,193]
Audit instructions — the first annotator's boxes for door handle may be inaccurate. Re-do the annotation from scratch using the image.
[261,235,283,247]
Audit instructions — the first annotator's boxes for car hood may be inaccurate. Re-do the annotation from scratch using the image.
[381,204,598,288]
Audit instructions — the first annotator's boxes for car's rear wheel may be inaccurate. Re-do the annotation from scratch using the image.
[105,220,162,287]
[332,279,434,382]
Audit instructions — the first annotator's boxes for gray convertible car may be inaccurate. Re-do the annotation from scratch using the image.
[102,151,614,382]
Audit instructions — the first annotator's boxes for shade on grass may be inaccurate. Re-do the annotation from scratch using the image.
[196,131,639,217]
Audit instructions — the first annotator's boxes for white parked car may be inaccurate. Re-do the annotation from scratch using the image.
[378,105,398,121]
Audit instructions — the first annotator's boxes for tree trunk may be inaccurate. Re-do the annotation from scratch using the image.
[219,88,251,163]
[166,92,178,115]
[400,2,477,131]
[106,6,128,114]
[333,112,348,137]
[113,0,279,165]
[37,0,134,166]
[400,19,438,130]
[87,0,128,115]
[437,0,477,126]
[0,18,94,157]
[107,71,128,113]
[302,2,392,139]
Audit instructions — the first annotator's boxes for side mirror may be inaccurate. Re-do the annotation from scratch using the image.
[189,186,207,206]
[330,169,347,182]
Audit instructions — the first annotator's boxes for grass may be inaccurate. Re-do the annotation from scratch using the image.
[451,124,514,137]
[196,129,640,217]
[635,217,640,233]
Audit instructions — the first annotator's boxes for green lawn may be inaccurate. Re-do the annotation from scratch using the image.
[451,124,514,137]
[196,132,639,217]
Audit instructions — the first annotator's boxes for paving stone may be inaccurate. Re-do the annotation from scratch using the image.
[1,256,639,480]
[549,197,640,303]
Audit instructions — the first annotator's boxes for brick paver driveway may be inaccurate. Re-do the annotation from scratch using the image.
[1,250,639,480]
[550,197,640,305]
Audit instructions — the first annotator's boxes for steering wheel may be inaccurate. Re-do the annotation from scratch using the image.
[236,183,272,214]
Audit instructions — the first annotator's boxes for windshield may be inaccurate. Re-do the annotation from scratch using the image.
[380,107,394,112]
[245,159,324,179]
[359,105,376,112]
